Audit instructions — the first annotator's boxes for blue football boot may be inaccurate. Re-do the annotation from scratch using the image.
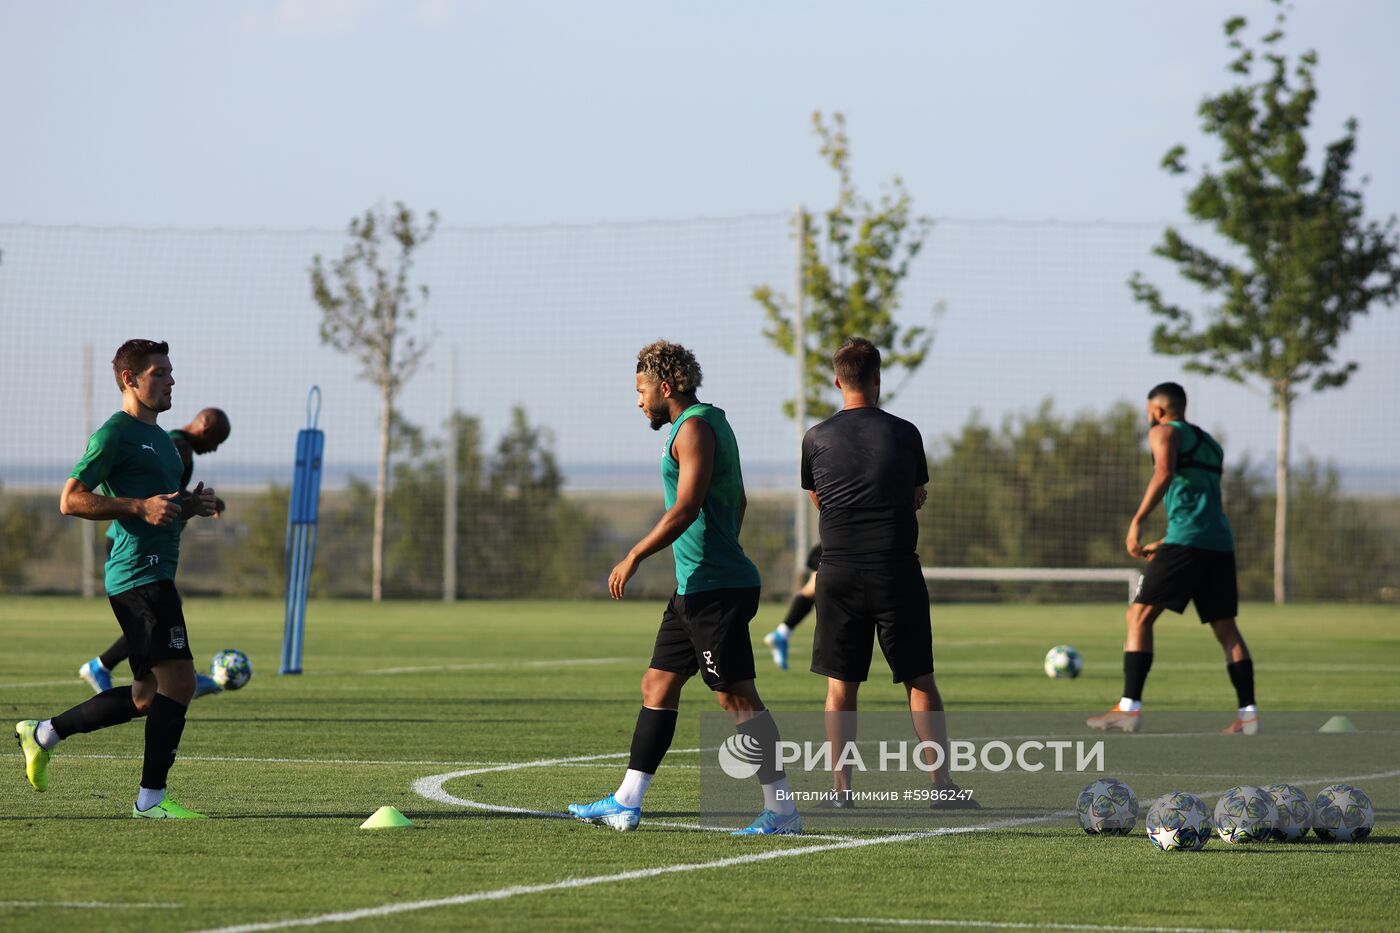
[567,794,641,832]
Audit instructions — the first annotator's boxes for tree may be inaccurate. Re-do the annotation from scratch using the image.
[380,407,607,598]
[310,202,439,602]
[1129,3,1400,603]
[754,111,938,421]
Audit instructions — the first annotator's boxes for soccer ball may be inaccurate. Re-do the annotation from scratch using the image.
[1265,783,1312,841]
[1077,777,1138,835]
[1213,785,1277,844]
[1312,784,1373,842]
[1044,645,1082,679]
[1145,792,1212,851]
[210,649,253,690]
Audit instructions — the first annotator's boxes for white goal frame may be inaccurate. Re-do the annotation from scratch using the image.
[923,566,1139,601]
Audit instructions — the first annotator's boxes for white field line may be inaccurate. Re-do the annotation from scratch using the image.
[0,900,182,910]
[62,753,704,769]
[188,814,1057,933]
[412,748,838,836]
[364,657,631,675]
[186,763,1400,933]
[0,657,633,690]
[825,918,1319,933]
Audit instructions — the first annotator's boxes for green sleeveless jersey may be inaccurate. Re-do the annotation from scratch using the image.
[1161,420,1234,552]
[71,411,186,595]
[662,404,761,594]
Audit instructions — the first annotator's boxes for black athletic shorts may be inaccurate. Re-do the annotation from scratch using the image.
[811,560,934,684]
[1133,544,1238,623]
[805,544,824,573]
[108,579,194,679]
[648,586,760,691]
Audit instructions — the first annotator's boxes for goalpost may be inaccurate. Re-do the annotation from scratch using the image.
[923,566,1139,601]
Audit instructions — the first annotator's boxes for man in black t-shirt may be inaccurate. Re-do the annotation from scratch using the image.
[801,337,975,809]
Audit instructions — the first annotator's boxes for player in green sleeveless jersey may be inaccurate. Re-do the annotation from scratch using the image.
[1088,382,1258,736]
[79,407,231,699]
[14,339,219,819]
[567,341,800,835]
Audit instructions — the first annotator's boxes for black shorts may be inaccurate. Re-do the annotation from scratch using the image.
[811,561,933,684]
[108,580,194,679]
[1133,544,1238,623]
[805,544,824,573]
[648,587,760,691]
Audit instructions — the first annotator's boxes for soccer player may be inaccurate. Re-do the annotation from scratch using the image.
[803,337,975,808]
[1087,382,1258,735]
[763,543,821,670]
[79,407,230,698]
[567,340,800,835]
[14,339,219,818]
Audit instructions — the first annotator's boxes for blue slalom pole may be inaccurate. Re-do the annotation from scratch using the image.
[281,387,324,675]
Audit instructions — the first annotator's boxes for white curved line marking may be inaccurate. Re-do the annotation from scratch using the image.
[411,748,798,834]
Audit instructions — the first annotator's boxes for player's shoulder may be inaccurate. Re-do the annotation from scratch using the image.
[868,407,923,440]
[91,411,136,441]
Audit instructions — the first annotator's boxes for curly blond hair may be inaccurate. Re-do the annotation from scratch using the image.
[636,340,703,394]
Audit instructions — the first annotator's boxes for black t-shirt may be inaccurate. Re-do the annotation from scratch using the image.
[801,407,928,568]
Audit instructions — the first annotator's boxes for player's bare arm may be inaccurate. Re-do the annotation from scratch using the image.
[808,490,822,511]
[1126,423,1178,558]
[608,418,716,599]
[915,484,928,511]
[60,477,182,526]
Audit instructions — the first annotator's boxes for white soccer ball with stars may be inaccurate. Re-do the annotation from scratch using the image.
[210,648,253,690]
[1044,645,1083,679]
[1265,783,1312,842]
[1312,784,1373,842]
[1077,777,1138,835]
[1145,792,1212,851]
[1214,785,1277,844]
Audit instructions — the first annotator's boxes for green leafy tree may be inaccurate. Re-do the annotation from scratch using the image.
[1129,3,1400,603]
[310,202,439,602]
[0,484,49,589]
[921,402,1146,578]
[381,407,607,598]
[754,111,938,421]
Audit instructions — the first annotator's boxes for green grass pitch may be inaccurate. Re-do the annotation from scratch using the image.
[2,597,1397,931]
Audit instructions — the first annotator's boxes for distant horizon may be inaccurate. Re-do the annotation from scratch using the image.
[5,458,1398,497]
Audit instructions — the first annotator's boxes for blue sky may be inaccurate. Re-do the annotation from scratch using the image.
[1,1,1397,488]
[4,0,1398,227]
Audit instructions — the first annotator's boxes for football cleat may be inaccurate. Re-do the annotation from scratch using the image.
[78,658,112,694]
[567,794,641,832]
[732,808,802,836]
[14,720,51,792]
[1221,714,1261,735]
[192,674,223,700]
[762,629,789,671]
[1086,708,1141,733]
[132,796,207,819]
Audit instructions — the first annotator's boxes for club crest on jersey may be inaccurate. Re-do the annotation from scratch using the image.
[168,626,186,650]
